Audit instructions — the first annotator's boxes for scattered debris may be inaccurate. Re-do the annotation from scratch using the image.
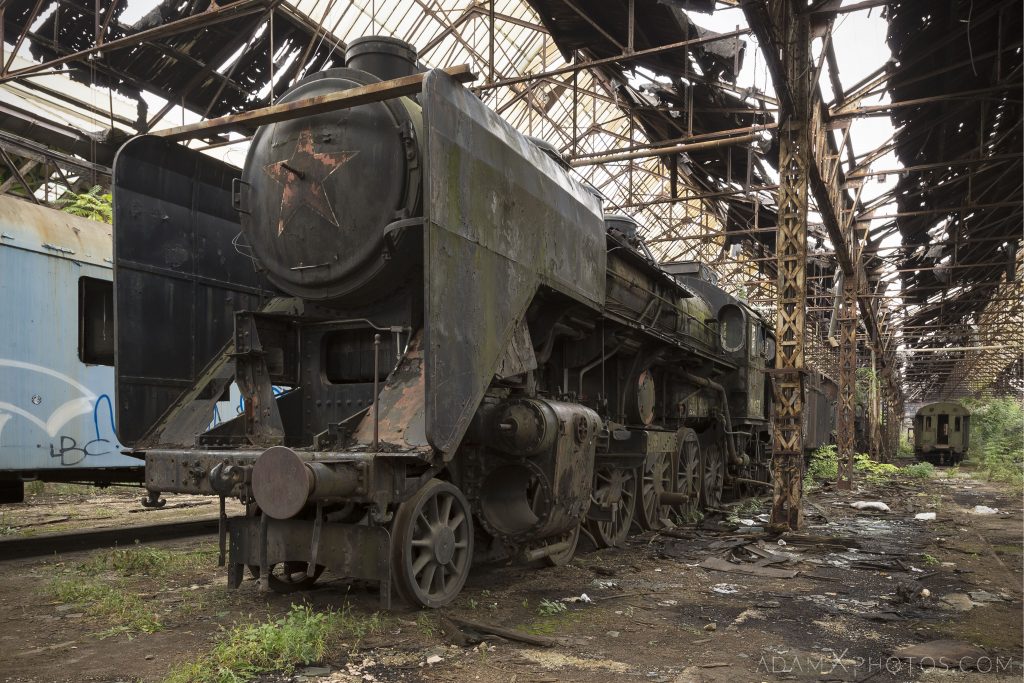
[703,623,717,632]
[561,593,592,604]
[891,640,988,669]
[939,593,975,612]
[711,583,740,595]
[850,501,891,512]
[425,655,443,665]
[605,630,620,638]
[730,608,765,626]
[893,581,929,604]
[969,590,1012,603]
[914,512,936,521]
[699,556,799,579]
[971,505,999,515]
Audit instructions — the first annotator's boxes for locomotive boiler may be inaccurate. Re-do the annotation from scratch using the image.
[113,37,784,607]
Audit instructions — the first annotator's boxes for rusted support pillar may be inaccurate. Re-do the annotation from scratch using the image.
[869,348,882,460]
[769,0,811,529]
[836,270,857,489]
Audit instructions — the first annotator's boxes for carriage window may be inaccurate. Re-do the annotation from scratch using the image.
[955,417,961,432]
[79,277,114,366]
[925,416,932,429]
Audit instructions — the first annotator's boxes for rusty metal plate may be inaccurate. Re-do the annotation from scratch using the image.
[421,70,606,456]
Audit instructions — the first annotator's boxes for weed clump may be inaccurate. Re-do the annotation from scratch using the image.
[164,603,383,683]
[901,462,936,479]
[47,575,161,637]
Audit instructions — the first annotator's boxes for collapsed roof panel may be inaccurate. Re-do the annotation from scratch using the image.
[2,0,346,120]
[884,0,1023,398]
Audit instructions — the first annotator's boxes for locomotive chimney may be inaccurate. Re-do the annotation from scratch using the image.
[344,36,420,81]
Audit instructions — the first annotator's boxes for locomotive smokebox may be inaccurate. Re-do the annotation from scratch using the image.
[239,62,423,304]
[345,36,420,81]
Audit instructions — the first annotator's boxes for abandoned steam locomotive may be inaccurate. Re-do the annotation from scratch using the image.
[113,37,816,608]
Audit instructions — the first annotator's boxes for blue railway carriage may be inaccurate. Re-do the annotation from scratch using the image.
[913,401,970,465]
[0,195,141,503]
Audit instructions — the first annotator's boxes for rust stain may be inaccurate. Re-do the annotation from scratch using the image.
[262,128,358,236]
[354,333,427,450]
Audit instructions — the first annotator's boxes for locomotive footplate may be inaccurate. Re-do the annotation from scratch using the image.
[227,516,392,608]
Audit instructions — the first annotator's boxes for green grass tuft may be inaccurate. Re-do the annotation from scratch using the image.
[164,603,383,683]
[48,575,162,637]
[80,542,217,577]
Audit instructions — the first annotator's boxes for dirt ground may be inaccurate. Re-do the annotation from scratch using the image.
[0,468,1020,683]
[0,483,245,537]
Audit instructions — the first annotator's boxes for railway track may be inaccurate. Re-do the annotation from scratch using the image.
[0,518,219,561]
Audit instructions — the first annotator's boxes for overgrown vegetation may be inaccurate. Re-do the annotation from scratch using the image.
[55,185,113,223]
[805,445,935,484]
[164,603,384,683]
[960,397,1024,489]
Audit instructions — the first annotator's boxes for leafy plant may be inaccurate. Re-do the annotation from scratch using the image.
[537,598,567,616]
[901,462,935,479]
[54,185,113,223]
[806,445,838,482]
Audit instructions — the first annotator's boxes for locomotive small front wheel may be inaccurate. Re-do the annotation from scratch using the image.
[637,452,672,530]
[542,523,581,567]
[247,562,325,593]
[391,479,474,608]
[587,467,637,548]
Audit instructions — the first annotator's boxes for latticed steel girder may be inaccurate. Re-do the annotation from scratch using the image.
[836,272,858,489]
[768,0,810,531]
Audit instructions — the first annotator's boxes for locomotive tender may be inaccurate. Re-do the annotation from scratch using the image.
[114,37,805,607]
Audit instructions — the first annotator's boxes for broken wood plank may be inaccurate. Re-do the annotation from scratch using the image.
[153,65,475,141]
[446,616,559,647]
[699,556,799,579]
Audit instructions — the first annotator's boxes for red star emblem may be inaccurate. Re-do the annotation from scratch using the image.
[263,128,358,235]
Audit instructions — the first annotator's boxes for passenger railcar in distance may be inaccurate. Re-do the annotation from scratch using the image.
[913,401,970,464]
[0,195,141,503]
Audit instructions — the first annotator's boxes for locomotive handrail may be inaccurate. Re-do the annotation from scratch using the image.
[151,65,476,142]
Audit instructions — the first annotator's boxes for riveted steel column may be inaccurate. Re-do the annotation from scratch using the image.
[836,270,857,489]
[769,0,810,529]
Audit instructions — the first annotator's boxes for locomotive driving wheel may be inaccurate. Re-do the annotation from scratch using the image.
[699,435,726,511]
[586,466,637,547]
[672,429,701,520]
[391,479,473,608]
[637,452,672,530]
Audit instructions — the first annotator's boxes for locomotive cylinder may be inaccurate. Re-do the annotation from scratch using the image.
[490,398,559,457]
[251,446,360,519]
